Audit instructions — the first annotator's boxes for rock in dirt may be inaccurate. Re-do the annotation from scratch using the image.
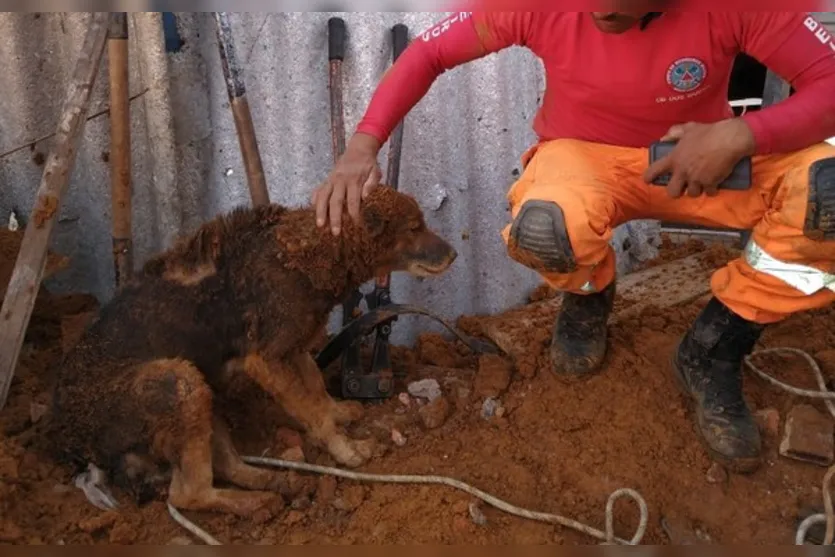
[754,408,780,438]
[706,463,728,485]
[408,378,442,402]
[109,521,137,544]
[481,398,500,419]
[167,536,194,545]
[474,354,513,398]
[391,428,407,446]
[398,392,411,407]
[78,511,118,534]
[780,404,834,466]
[29,402,48,424]
[332,485,366,512]
[419,396,451,430]
[280,446,305,463]
[468,501,488,526]
[316,475,337,505]
[661,512,713,545]
[276,427,304,449]
[0,520,23,543]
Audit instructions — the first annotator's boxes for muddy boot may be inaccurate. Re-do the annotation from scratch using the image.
[672,297,765,474]
[550,282,616,375]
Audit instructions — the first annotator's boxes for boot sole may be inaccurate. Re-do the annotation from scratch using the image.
[669,342,762,475]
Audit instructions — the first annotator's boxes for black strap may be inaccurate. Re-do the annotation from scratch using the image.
[314,304,498,371]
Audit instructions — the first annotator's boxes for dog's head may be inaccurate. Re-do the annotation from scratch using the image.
[359,187,457,278]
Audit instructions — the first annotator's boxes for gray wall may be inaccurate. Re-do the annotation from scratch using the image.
[0,12,663,344]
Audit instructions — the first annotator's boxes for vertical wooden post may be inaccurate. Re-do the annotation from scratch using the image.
[213,12,270,207]
[0,12,110,411]
[108,12,133,288]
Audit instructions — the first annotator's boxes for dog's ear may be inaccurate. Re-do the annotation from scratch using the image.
[362,204,388,238]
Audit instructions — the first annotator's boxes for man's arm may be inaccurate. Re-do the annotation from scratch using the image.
[730,12,835,155]
[355,11,534,145]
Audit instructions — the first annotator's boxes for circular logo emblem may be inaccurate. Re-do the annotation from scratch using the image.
[666,57,707,93]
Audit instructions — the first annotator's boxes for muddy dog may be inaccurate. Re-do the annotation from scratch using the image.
[45,186,457,517]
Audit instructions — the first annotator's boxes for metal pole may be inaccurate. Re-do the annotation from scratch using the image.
[213,12,270,207]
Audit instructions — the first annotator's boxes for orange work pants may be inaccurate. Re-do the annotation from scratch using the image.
[501,139,835,324]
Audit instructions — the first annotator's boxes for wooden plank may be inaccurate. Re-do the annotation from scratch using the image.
[108,13,133,288]
[0,12,109,411]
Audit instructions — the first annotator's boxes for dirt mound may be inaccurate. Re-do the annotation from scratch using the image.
[1,241,834,544]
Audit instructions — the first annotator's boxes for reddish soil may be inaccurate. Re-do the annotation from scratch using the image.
[2,238,835,545]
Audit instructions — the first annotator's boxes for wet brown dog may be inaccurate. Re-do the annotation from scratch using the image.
[45,186,457,517]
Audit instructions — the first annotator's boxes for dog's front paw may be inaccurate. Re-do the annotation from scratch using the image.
[331,400,365,425]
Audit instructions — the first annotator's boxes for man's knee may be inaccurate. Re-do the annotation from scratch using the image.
[804,157,835,241]
[508,199,577,274]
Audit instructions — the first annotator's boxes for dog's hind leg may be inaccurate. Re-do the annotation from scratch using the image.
[132,359,283,517]
[211,414,312,497]
[241,353,375,468]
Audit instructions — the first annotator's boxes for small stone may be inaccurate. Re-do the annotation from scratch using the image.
[780,404,835,466]
[283,511,306,525]
[407,379,442,402]
[276,427,304,449]
[452,500,470,514]
[0,520,23,542]
[167,536,193,545]
[474,354,513,398]
[332,485,366,512]
[481,398,499,419]
[398,392,411,407]
[754,408,780,438]
[419,396,451,430]
[280,446,305,463]
[316,475,337,505]
[495,406,506,418]
[468,501,488,526]
[78,511,118,533]
[706,463,727,485]
[391,428,407,447]
[29,402,48,424]
[457,387,471,400]
[109,521,136,544]
[291,494,312,510]
[452,515,473,534]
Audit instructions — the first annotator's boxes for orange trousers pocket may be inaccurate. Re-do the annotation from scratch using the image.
[502,138,835,322]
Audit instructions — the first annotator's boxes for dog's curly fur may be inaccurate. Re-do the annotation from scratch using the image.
[44,186,457,517]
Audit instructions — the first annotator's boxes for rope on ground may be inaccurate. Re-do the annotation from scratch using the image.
[243,457,649,545]
[166,457,649,545]
[167,503,221,545]
[744,347,835,546]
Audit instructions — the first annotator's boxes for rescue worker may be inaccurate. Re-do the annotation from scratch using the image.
[311,8,835,473]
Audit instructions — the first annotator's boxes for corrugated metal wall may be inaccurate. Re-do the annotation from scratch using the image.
[0,12,663,344]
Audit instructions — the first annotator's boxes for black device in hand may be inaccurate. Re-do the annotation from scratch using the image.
[648,140,753,191]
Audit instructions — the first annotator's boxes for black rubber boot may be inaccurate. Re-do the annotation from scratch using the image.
[550,282,616,375]
[672,297,765,474]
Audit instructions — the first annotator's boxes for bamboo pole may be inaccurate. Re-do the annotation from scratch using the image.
[0,12,110,411]
[213,12,270,207]
[108,12,133,288]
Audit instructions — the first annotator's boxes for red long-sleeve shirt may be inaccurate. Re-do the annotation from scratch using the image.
[356,10,835,155]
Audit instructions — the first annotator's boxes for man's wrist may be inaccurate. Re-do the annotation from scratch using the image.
[348,132,382,155]
[731,117,757,158]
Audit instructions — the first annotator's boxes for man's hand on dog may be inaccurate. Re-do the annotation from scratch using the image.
[643,118,756,199]
[313,133,383,236]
